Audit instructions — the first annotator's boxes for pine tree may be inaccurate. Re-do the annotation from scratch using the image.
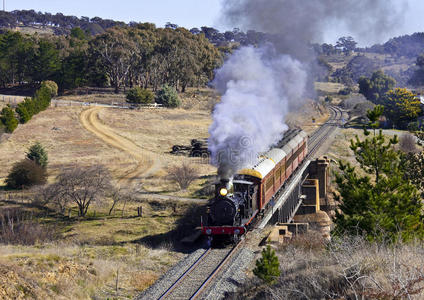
[26,142,48,169]
[334,105,424,242]
[155,84,180,108]
[0,105,18,133]
[253,245,280,284]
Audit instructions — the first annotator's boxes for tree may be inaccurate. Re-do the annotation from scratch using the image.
[409,53,424,86]
[334,106,424,242]
[156,84,180,108]
[383,88,421,128]
[70,27,87,40]
[126,87,154,104]
[90,28,135,93]
[41,80,58,97]
[358,70,396,104]
[107,187,134,216]
[253,245,280,284]
[336,36,357,55]
[0,105,18,133]
[16,100,32,124]
[55,165,111,217]
[168,162,198,190]
[5,159,47,189]
[402,150,424,199]
[26,142,48,168]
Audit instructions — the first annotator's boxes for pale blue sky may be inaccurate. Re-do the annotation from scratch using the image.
[3,0,424,46]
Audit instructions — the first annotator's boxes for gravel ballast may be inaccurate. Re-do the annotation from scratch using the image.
[136,248,206,300]
[203,247,256,300]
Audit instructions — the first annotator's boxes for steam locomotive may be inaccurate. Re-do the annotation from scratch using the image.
[202,129,308,240]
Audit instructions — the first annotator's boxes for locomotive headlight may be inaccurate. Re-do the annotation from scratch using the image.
[206,229,212,235]
[219,188,228,196]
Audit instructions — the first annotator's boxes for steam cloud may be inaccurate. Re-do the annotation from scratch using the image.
[221,0,407,52]
[209,46,307,179]
[209,0,407,179]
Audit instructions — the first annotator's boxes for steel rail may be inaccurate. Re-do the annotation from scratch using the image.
[190,240,244,299]
[157,248,212,300]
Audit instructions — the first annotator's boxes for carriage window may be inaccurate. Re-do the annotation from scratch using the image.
[265,177,273,191]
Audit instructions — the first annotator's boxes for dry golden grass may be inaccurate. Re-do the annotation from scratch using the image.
[96,106,216,194]
[14,25,54,36]
[315,82,346,94]
[0,196,195,299]
[230,234,424,300]
[0,106,135,184]
[0,242,183,299]
[56,93,127,105]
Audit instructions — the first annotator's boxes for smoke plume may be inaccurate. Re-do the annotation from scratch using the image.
[221,0,407,53]
[209,46,307,179]
[209,0,407,179]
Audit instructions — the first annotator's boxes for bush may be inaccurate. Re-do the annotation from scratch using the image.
[0,208,56,245]
[5,159,47,189]
[156,84,180,108]
[253,245,280,284]
[399,133,418,153]
[0,105,18,133]
[26,142,48,168]
[41,80,58,97]
[229,235,424,300]
[126,87,154,104]
[34,85,52,112]
[168,162,199,190]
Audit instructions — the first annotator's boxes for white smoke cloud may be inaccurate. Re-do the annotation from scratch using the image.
[209,45,307,179]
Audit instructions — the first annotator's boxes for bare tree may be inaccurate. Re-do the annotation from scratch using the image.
[107,187,134,216]
[55,165,111,217]
[399,133,418,153]
[34,183,69,214]
[168,162,199,190]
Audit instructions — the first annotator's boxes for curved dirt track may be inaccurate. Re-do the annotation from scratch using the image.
[80,107,160,185]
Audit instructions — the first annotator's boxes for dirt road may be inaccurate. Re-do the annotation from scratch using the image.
[79,107,161,185]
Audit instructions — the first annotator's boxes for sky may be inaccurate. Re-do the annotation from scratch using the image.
[3,0,424,46]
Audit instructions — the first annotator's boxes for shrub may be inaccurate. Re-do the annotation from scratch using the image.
[16,102,31,124]
[126,87,154,104]
[34,85,52,112]
[399,133,418,153]
[41,80,58,97]
[156,84,180,108]
[0,105,18,133]
[253,245,280,284]
[26,142,48,168]
[5,159,47,189]
[168,162,199,190]
[0,208,56,245]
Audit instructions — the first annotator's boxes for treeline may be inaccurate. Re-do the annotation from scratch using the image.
[0,9,124,35]
[0,10,268,47]
[0,81,55,133]
[365,32,424,59]
[0,24,222,93]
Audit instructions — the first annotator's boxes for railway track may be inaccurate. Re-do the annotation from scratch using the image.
[158,242,243,300]
[307,105,343,158]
